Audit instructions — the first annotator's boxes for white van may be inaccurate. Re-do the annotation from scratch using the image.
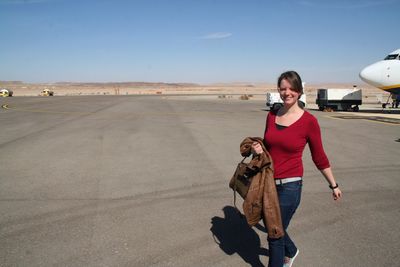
[266,92,306,110]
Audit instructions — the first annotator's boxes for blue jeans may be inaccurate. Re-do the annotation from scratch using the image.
[267,180,302,267]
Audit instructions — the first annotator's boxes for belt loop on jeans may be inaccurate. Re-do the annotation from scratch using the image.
[275,177,302,185]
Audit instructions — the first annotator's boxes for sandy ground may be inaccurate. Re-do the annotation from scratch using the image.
[0,81,389,104]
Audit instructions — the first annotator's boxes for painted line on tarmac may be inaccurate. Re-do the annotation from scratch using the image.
[327,115,400,126]
[1,104,9,109]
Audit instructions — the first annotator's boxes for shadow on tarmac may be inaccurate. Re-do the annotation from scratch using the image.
[307,107,400,114]
[357,108,400,114]
[210,206,268,267]
[263,107,400,114]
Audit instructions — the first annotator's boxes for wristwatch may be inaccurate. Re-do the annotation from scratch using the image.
[329,183,339,189]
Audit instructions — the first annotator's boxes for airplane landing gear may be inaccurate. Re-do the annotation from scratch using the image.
[382,93,393,110]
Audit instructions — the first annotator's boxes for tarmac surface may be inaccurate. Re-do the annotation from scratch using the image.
[0,95,399,267]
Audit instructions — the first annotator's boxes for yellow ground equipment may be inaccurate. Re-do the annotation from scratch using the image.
[0,89,13,97]
[40,89,54,96]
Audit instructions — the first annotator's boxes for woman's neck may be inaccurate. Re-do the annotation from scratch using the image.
[279,102,303,115]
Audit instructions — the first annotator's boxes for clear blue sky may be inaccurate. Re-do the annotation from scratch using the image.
[1,0,399,84]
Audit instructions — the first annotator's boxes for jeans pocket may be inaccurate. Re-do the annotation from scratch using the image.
[283,180,302,191]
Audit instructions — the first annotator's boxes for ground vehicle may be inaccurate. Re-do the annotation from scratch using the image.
[0,88,13,97]
[40,89,54,96]
[266,92,307,110]
[316,88,362,111]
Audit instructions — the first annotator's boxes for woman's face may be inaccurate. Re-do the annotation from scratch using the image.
[278,79,300,106]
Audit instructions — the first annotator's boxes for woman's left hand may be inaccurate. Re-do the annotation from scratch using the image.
[332,187,342,201]
[251,142,264,155]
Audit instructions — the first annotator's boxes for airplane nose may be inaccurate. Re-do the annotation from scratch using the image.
[359,64,382,86]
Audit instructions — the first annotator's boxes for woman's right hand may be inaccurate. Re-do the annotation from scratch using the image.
[332,187,342,201]
[251,142,264,155]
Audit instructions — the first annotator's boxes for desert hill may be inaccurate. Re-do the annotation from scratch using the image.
[0,81,386,103]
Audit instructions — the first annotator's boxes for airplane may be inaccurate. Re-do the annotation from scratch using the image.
[359,48,400,108]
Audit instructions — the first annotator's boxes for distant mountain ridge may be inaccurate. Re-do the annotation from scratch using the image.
[52,82,201,87]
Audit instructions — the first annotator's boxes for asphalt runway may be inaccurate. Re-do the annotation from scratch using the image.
[0,96,399,267]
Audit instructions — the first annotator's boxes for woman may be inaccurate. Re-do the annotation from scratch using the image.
[252,71,342,267]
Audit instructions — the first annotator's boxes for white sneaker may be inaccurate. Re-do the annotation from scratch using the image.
[283,249,299,267]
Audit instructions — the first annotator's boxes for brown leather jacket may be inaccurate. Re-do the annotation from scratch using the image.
[240,137,284,239]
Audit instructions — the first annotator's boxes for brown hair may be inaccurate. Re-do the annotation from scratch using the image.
[277,71,303,96]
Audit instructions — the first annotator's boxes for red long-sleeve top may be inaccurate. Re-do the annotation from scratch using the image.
[263,110,330,179]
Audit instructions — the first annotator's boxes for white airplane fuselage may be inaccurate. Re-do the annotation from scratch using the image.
[359,48,400,95]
